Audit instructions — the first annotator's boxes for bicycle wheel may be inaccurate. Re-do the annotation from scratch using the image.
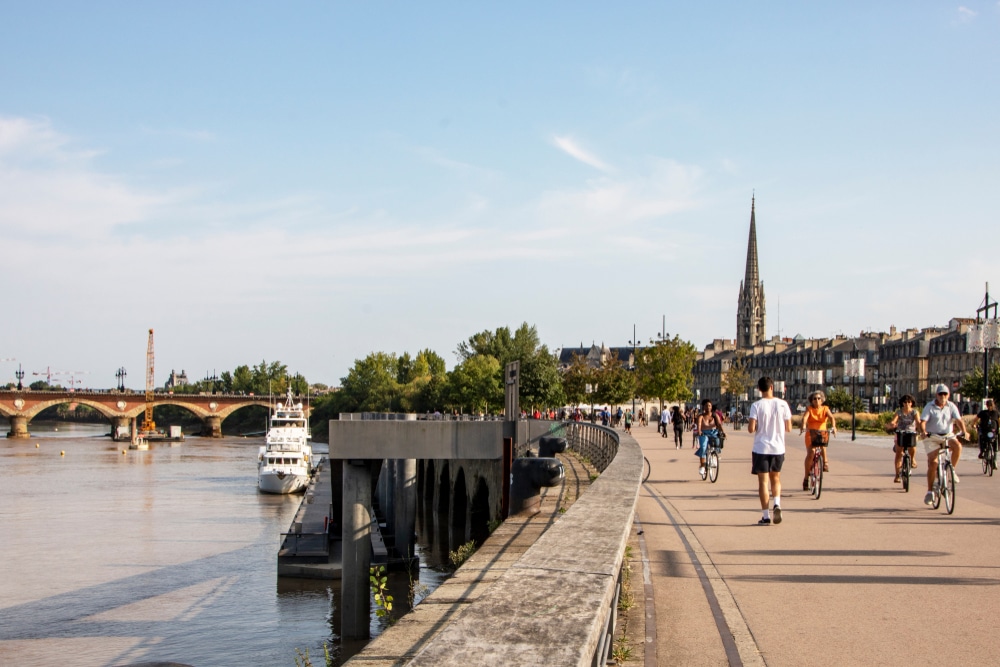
[943,462,956,514]
[901,455,910,493]
[708,451,719,483]
[642,456,651,483]
[932,469,943,509]
[812,455,823,500]
[983,450,991,475]
[989,446,997,477]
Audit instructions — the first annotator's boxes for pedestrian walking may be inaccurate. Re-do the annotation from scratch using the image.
[748,376,792,525]
[659,408,670,437]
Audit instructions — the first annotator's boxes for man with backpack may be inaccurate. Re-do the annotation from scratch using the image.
[974,398,1000,461]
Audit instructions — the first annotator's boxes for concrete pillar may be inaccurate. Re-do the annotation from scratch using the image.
[202,415,222,438]
[342,460,373,641]
[7,415,29,439]
[111,416,131,442]
[393,458,417,561]
[383,460,395,540]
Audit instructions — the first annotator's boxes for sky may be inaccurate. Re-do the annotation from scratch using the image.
[1,2,998,388]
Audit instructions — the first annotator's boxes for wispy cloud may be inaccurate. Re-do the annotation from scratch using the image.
[957,6,978,22]
[551,135,614,172]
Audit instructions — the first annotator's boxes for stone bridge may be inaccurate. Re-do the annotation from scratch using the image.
[0,390,303,439]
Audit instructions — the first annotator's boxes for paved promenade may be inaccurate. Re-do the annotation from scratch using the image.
[633,422,1000,666]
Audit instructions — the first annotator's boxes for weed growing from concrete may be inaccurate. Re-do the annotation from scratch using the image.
[294,642,332,667]
[370,565,394,622]
[449,540,477,567]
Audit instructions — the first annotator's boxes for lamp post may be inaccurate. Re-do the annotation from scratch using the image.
[15,363,25,391]
[629,324,639,420]
[116,366,127,392]
[844,342,865,441]
[971,282,999,405]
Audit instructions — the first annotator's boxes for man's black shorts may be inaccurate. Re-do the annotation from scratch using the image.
[751,452,784,474]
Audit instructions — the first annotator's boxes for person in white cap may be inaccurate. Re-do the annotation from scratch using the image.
[919,384,969,506]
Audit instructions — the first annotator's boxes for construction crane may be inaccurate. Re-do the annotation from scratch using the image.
[32,368,88,388]
[144,328,156,432]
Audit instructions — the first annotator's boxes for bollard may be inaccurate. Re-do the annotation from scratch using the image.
[509,457,564,516]
[538,436,567,457]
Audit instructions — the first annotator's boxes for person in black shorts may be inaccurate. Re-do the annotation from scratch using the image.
[748,376,792,525]
[973,398,1000,461]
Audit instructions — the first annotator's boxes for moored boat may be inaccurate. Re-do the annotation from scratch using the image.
[257,387,312,494]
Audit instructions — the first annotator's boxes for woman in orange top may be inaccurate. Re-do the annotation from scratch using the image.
[800,390,837,490]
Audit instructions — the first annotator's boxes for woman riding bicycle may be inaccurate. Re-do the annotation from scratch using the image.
[887,394,919,483]
[696,399,725,479]
[801,390,836,491]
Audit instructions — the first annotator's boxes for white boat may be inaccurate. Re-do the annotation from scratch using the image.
[257,388,312,494]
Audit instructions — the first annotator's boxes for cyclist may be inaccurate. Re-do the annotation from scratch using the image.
[800,390,836,491]
[696,399,726,479]
[920,384,969,506]
[973,398,1000,460]
[886,394,920,483]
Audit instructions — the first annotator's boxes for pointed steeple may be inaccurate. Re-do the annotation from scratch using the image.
[744,195,759,289]
[736,195,766,348]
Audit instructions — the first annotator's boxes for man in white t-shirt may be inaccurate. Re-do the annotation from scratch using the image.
[920,384,969,506]
[748,376,792,525]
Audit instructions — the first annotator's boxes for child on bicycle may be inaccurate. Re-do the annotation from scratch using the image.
[887,394,919,482]
[800,390,836,491]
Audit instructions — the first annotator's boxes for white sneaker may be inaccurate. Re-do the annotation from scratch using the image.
[952,472,960,483]
[699,466,706,477]
[924,491,935,506]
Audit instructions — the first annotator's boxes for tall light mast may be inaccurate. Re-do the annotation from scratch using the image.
[144,328,156,431]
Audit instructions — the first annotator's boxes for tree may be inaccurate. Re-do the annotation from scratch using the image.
[561,353,594,406]
[594,353,635,407]
[634,334,697,405]
[448,355,502,414]
[722,350,753,403]
[825,386,863,413]
[960,364,1000,403]
[456,323,563,410]
[335,352,401,412]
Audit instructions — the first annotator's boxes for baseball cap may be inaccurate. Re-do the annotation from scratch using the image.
[934,383,949,394]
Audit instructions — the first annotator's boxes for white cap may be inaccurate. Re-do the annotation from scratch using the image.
[934,384,949,394]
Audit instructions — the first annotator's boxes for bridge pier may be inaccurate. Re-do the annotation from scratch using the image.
[6,415,29,439]
[202,415,222,438]
[111,416,131,442]
[393,459,417,562]
[342,460,374,640]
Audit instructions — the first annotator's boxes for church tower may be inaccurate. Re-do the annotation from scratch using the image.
[736,196,766,348]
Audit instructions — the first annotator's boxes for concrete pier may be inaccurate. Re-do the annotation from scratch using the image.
[342,460,375,640]
[6,415,29,439]
[393,459,417,562]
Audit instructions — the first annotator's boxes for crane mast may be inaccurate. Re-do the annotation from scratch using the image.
[144,328,156,431]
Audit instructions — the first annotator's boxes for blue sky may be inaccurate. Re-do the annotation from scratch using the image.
[1,2,998,387]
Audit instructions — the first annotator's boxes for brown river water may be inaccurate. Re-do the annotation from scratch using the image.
[0,423,448,667]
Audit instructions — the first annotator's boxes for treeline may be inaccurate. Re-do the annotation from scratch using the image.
[169,360,312,396]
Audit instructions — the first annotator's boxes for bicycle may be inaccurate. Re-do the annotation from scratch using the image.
[980,426,997,477]
[805,429,828,499]
[896,431,917,492]
[703,431,723,483]
[927,440,956,514]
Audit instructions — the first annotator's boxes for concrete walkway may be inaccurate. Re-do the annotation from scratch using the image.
[632,422,1000,666]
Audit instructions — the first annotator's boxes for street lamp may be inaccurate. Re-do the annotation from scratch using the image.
[629,324,639,420]
[844,342,865,441]
[15,364,25,391]
[116,367,127,392]
[970,282,999,406]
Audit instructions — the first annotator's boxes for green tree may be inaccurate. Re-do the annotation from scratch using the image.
[457,323,562,410]
[448,355,502,414]
[335,352,401,412]
[961,364,1000,402]
[634,334,697,405]
[722,350,752,403]
[594,353,635,407]
[561,354,594,406]
[825,386,863,413]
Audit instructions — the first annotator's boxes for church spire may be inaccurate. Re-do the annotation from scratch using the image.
[736,195,766,348]
[744,195,759,290]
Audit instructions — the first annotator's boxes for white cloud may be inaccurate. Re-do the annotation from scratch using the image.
[551,135,614,172]
[957,6,978,21]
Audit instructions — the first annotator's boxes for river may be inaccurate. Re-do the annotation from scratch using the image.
[0,423,449,667]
